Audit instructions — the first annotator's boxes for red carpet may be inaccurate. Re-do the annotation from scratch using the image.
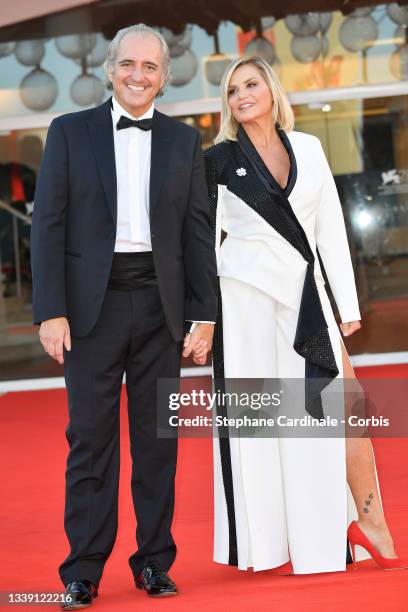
[1,371,408,611]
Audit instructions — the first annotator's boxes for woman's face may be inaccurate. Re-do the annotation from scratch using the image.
[227,64,273,125]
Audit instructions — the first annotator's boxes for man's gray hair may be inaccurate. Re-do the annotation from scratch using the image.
[103,24,171,97]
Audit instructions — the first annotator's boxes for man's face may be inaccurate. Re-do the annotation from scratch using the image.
[108,32,164,117]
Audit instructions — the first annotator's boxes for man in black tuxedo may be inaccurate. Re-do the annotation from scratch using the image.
[31,24,217,606]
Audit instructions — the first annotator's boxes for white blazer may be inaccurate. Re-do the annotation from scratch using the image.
[213,131,361,323]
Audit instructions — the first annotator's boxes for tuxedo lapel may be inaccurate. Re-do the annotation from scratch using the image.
[150,109,171,221]
[87,98,117,224]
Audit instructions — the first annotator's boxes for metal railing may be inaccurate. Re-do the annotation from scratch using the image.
[0,199,32,300]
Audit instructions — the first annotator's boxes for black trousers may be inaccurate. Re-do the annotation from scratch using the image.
[59,259,181,587]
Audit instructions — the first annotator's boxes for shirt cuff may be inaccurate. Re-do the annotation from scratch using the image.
[185,320,215,333]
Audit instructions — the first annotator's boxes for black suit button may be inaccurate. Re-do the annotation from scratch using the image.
[151,233,156,238]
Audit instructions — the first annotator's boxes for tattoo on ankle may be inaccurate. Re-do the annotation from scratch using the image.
[363,492,374,513]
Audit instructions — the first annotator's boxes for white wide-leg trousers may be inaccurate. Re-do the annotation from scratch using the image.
[213,276,358,573]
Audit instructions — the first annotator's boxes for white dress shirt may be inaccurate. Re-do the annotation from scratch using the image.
[111,96,153,252]
[110,96,213,332]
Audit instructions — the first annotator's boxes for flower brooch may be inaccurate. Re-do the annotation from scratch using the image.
[236,167,247,177]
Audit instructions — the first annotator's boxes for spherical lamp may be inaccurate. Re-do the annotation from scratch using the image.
[170,49,198,87]
[0,42,16,58]
[168,29,192,58]
[56,34,97,59]
[75,33,109,67]
[19,67,58,111]
[244,37,275,64]
[261,16,276,30]
[319,12,333,34]
[160,27,188,48]
[291,35,324,63]
[285,13,321,36]
[387,4,408,26]
[205,54,231,86]
[15,40,45,66]
[339,15,378,52]
[70,73,104,106]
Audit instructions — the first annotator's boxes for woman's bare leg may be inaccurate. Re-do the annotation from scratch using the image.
[342,343,397,558]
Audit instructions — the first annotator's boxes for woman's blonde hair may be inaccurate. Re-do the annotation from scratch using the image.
[215,56,294,144]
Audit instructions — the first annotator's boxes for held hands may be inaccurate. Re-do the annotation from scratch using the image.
[340,320,361,337]
[39,317,71,364]
[182,323,214,365]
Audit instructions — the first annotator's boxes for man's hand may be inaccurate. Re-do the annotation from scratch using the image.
[182,323,214,365]
[340,320,361,337]
[39,317,71,364]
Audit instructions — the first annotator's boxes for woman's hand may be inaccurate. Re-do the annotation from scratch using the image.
[183,323,214,365]
[340,320,361,337]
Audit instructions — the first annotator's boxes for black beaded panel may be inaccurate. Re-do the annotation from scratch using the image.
[294,264,338,374]
[299,329,338,370]
[204,141,230,234]
[204,143,238,567]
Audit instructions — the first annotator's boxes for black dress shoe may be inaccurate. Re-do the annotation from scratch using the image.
[135,559,178,597]
[61,580,98,610]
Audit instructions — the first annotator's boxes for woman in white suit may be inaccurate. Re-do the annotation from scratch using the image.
[201,56,405,575]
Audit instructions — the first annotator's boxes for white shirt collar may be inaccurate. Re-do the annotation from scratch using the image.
[111,96,155,124]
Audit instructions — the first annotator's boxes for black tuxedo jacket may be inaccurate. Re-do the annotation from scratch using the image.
[31,98,217,340]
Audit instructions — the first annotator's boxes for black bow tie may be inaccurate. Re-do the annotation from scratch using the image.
[116,115,153,131]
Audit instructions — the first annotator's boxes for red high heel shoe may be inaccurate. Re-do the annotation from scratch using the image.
[347,521,408,570]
